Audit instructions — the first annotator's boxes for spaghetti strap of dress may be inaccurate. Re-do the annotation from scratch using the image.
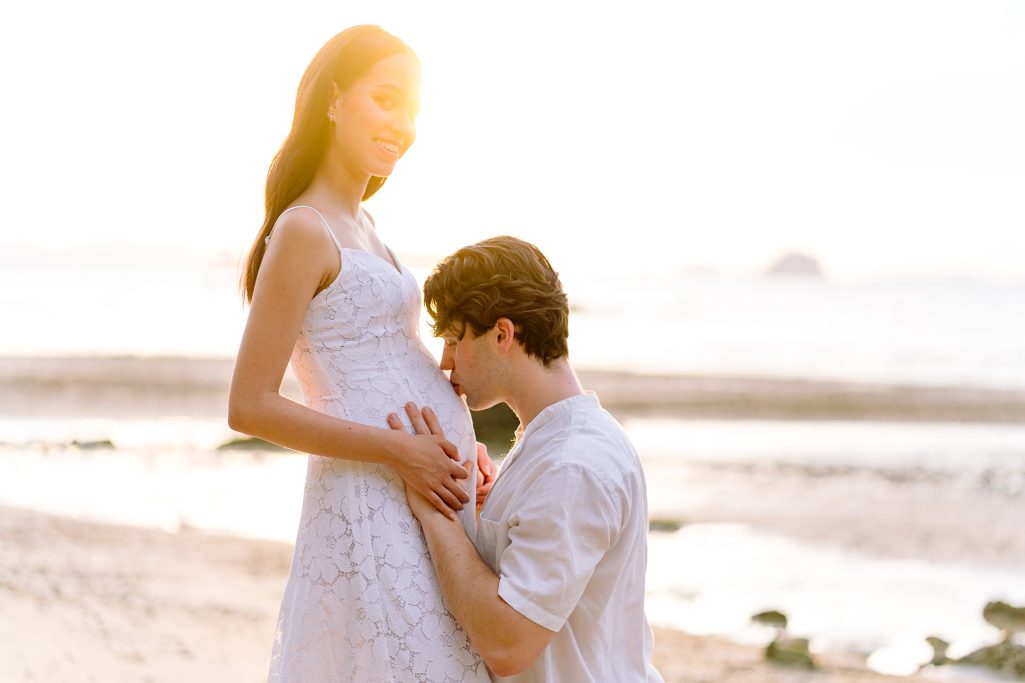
[281,204,344,253]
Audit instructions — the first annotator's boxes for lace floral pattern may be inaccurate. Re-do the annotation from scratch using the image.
[268,240,487,682]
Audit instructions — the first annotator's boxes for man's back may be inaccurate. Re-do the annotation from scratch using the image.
[473,393,663,683]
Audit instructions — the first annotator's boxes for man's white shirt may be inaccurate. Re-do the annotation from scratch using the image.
[473,392,664,682]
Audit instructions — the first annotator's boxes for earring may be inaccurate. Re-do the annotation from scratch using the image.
[328,112,336,123]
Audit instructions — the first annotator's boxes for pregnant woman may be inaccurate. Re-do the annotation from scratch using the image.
[228,25,491,682]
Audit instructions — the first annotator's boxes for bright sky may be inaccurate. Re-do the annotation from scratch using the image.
[2,0,1023,283]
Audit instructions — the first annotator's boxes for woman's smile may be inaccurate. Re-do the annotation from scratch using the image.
[373,137,403,157]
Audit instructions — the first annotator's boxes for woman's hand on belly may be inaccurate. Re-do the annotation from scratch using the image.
[385,404,471,519]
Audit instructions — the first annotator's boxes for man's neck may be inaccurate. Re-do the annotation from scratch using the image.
[505,358,584,431]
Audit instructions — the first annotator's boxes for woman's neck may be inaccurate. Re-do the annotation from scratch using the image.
[307,154,369,219]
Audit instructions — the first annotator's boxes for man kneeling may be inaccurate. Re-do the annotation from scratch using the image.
[388,236,663,682]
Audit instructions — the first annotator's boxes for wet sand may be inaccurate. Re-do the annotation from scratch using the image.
[0,505,939,683]
[4,355,1025,422]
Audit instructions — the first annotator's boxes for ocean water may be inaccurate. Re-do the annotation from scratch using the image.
[3,258,1024,391]
[565,272,1025,391]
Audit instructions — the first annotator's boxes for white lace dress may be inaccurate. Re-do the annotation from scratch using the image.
[267,206,489,683]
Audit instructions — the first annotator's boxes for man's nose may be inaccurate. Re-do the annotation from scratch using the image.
[440,346,454,370]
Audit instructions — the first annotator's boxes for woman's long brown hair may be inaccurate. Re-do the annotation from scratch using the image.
[241,25,415,302]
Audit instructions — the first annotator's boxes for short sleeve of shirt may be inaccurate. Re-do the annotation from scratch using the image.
[496,460,621,632]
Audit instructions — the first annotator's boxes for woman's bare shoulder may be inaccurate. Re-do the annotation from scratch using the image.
[253,209,339,300]
[262,207,340,282]
[270,206,332,242]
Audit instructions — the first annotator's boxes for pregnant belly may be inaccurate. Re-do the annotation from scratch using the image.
[306,365,475,457]
[302,356,480,538]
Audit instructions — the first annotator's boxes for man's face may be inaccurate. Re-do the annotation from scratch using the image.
[439,325,500,411]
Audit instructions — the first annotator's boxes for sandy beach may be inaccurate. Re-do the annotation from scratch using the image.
[1,505,936,683]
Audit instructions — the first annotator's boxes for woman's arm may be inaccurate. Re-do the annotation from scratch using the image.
[228,211,469,517]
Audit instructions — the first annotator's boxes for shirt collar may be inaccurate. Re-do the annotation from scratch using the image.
[517,391,600,443]
[490,393,600,503]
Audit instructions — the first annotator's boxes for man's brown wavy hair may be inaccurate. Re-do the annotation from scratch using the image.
[423,237,569,366]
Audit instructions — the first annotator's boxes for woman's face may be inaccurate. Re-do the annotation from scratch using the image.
[329,53,421,180]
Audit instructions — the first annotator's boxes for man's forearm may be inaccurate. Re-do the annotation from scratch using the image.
[417,513,505,652]
[417,512,550,676]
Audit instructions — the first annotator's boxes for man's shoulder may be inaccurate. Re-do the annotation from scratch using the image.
[571,396,637,456]
[530,399,641,486]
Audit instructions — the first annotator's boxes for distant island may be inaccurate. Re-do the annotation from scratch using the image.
[765,252,824,279]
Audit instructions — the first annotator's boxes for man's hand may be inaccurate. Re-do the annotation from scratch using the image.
[387,403,471,521]
[476,442,497,511]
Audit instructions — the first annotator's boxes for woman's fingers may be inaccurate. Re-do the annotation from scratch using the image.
[422,407,446,437]
[393,404,469,509]
[404,403,431,435]
[425,490,457,520]
[390,409,459,464]
[445,477,471,505]
[436,483,466,513]
[404,403,449,439]
[440,439,464,465]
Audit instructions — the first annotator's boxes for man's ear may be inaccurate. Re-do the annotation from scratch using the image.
[493,317,516,354]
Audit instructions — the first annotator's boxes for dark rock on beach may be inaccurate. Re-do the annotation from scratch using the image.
[648,519,684,533]
[765,637,815,669]
[925,601,1025,679]
[925,636,949,666]
[749,609,815,669]
[752,610,789,630]
[216,437,286,452]
[983,600,1025,640]
[70,439,115,450]
[957,641,1025,679]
